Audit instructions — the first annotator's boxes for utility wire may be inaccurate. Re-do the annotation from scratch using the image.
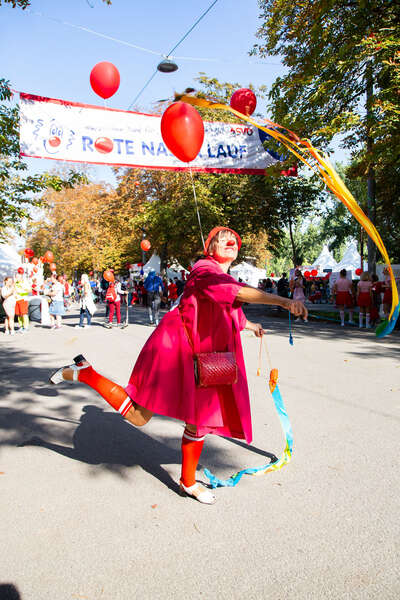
[25,8,281,65]
[127,0,219,110]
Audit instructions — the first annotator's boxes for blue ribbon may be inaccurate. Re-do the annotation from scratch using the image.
[204,382,294,488]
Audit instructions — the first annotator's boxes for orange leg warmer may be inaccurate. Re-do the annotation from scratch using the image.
[180,428,205,487]
[77,367,133,417]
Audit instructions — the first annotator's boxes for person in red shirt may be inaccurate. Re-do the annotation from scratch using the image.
[167,279,178,307]
[370,274,382,326]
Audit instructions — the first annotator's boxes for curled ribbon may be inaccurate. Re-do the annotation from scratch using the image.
[180,94,399,337]
[204,336,293,488]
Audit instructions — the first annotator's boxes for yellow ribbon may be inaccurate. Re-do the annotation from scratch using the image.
[180,95,399,325]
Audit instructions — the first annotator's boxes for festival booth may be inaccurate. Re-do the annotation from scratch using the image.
[310,245,338,274]
[335,241,365,275]
[230,261,266,288]
[129,254,188,280]
[0,243,21,281]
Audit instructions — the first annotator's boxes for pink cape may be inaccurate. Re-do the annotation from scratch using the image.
[125,257,253,442]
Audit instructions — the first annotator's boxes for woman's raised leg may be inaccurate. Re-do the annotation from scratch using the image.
[50,355,153,427]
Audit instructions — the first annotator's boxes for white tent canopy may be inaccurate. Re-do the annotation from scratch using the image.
[0,243,21,281]
[311,245,338,272]
[129,254,188,280]
[230,261,265,287]
[336,240,366,272]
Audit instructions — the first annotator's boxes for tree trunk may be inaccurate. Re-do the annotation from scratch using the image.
[366,60,377,275]
[287,208,298,266]
[160,242,168,275]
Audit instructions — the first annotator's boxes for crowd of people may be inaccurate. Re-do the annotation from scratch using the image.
[0,268,188,333]
[257,268,393,328]
[0,258,395,334]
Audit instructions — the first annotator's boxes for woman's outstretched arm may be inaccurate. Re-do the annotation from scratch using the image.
[236,286,308,319]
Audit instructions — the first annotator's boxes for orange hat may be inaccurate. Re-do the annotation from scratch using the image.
[204,226,242,255]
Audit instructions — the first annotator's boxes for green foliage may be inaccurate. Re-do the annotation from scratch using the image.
[252,0,400,269]
[253,0,400,153]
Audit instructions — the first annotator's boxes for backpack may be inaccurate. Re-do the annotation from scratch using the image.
[106,284,117,302]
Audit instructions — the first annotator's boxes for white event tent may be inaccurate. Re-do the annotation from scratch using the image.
[129,254,188,280]
[336,241,365,273]
[230,261,266,287]
[310,245,338,272]
[0,243,21,281]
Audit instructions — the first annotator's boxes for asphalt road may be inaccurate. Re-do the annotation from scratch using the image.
[1,303,399,600]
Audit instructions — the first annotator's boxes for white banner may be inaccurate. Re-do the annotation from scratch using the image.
[19,93,281,174]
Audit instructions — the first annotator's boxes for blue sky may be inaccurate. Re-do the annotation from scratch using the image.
[2,0,348,184]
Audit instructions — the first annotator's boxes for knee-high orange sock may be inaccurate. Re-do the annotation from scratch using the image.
[77,366,133,417]
[180,428,205,487]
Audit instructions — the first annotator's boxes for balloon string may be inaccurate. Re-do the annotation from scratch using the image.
[189,166,206,251]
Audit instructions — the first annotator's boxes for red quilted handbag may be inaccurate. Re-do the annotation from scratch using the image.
[179,307,238,388]
[194,352,238,387]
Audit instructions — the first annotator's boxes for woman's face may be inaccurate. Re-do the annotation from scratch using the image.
[210,231,239,264]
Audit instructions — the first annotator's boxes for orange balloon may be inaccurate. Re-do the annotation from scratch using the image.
[44,250,54,263]
[103,269,115,282]
[50,263,57,272]
[141,239,151,252]
[32,257,39,265]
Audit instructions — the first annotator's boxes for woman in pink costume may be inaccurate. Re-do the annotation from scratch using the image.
[50,227,307,504]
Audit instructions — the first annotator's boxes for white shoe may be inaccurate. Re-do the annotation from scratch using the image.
[75,325,84,328]
[49,358,90,384]
[10,331,15,336]
[179,481,216,504]
[4,330,9,335]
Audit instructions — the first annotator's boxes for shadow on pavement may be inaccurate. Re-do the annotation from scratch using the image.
[19,405,181,493]
[0,584,22,600]
[243,305,400,360]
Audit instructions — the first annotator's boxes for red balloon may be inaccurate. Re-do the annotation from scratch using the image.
[161,102,204,163]
[270,272,275,277]
[24,248,34,258]
[90,62,120,100]
[103,269,114,282]
[230,88,257,116]
[355,268,362,276]
[49,263,57,272]
[44,250,54,263]
[17,267,24,274]
[141,239,151,252]
[33,267,38,273]
[311,269,318,277]
[89,271,93,276]
[32,257,39,265]
[304,271,310,278]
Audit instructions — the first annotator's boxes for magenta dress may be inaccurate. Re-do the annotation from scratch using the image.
[125,256,253,442]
